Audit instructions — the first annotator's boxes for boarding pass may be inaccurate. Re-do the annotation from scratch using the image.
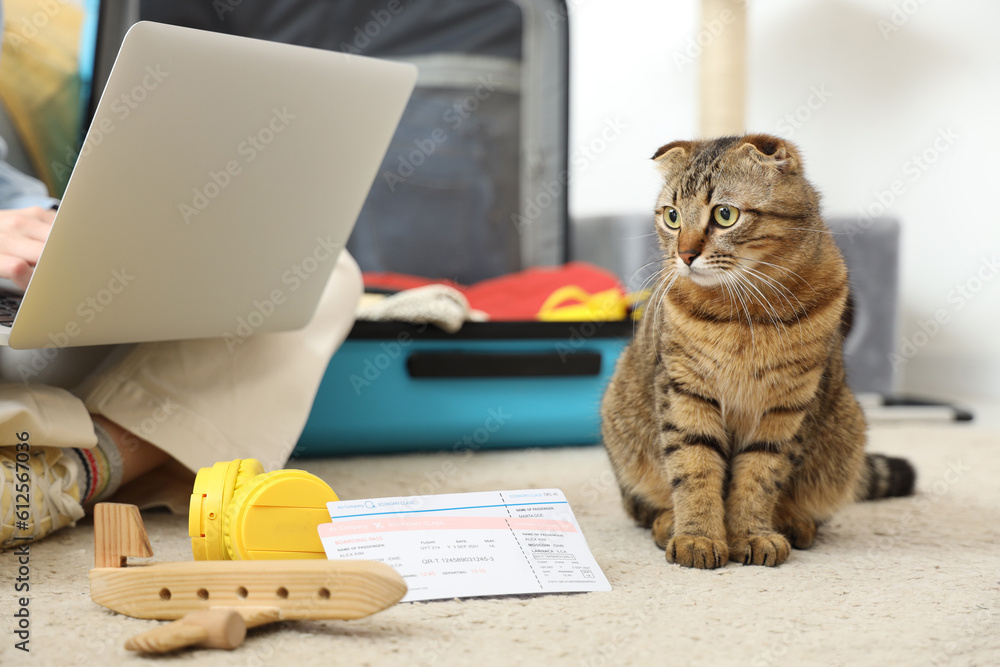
[319,489,611,602]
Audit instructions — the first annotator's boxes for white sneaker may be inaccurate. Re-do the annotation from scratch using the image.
[1,446,85,550]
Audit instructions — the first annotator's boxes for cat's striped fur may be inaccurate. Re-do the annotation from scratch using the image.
[601,134,914,568]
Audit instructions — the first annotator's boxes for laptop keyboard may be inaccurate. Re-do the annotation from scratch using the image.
[0,290,23,326]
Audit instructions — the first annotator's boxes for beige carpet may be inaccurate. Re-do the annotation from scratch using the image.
[4,422,1000,666]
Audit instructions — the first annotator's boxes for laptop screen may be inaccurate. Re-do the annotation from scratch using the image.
[0,0,136,198]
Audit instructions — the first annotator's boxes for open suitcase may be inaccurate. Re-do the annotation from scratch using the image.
[141,0,632,455]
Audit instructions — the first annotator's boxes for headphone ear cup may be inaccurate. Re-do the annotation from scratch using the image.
[189,458,264,560]
[223,469,338,560]
[222,464,268,560]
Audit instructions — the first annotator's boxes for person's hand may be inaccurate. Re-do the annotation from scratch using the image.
[0,206,55,290]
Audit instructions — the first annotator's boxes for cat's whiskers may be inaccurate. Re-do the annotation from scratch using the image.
[651,269,680,332]
[648,270,680,365]
[783,226,841,235]
[628,258,669,293]
[728,268,790,355]
[718,271,755,354]
[731,273,759,356]
[735,263,803,310]
[639,265,677,349]
[633,266,666,342]
[638,267,665,312]
[716,269,738,324]
[735,266,805,348]
[634,265,670,302]
[732,255,817,295]
[704,257,739,322]
[740,267,805,352]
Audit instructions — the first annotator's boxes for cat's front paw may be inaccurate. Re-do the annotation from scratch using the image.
[730,533,791,567]
[666,535,728,569]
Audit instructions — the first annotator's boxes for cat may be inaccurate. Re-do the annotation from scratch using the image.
[600,133,915,568]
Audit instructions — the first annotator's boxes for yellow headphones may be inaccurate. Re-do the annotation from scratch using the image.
[188,459,338,560]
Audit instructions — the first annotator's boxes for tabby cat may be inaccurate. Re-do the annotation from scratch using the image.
[601,133,914,568]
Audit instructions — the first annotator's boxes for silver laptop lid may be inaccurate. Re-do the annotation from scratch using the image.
[9,21,415,349]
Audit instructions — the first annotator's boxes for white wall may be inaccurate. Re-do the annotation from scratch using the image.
[568,0,1000,401]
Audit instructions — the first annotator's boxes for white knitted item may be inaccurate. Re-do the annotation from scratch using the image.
[356,285,487,333]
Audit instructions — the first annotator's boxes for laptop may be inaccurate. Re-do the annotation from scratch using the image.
[0,21,416,348]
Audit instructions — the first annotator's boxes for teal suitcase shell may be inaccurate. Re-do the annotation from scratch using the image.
[294,320,631,456]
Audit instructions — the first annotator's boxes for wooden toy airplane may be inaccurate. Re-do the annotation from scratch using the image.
[88,503,407,653]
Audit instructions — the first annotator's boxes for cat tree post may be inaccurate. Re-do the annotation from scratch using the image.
[698,0,747,137]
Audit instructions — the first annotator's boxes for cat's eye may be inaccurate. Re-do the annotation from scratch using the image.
[712,205,740,227]
[660,206,680,229]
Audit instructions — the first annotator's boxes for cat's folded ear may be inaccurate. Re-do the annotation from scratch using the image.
[652,140,692,173]
[738,134,800,175]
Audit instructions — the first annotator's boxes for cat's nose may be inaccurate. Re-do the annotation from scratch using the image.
[678,251,699,266]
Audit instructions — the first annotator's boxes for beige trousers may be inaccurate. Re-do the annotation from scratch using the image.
[0,251,362,510]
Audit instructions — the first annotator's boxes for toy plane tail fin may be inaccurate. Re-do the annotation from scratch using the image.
[94,503,153,568]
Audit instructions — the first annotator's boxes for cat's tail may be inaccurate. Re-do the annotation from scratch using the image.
[859,453,917,500]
